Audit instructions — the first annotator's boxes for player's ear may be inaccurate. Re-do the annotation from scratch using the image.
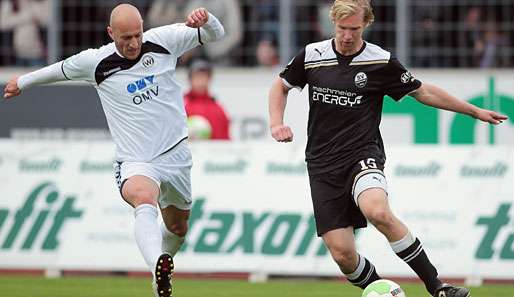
[107,26,114,41]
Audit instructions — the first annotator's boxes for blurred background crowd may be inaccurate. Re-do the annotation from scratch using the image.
[0,0,513,69]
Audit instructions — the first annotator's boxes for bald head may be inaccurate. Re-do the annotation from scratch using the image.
[108,4,144,60]
[110,4,143,28]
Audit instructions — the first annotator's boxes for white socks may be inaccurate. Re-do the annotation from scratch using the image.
[160,221,185,257]
[134,203,186,275]
[134,204,162,271]
[389,230,416,253]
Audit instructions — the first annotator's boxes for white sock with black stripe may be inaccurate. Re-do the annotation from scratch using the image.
[344,254,381,289]
[391,231,442,295]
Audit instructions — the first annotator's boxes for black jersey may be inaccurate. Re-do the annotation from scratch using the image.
[280,39,422,174]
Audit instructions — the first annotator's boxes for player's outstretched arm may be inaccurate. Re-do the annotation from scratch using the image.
[3,76,21,99]
[269,78,294,143]
[185,7,225,43]
[410,83,508,125]
[3,62,69,100]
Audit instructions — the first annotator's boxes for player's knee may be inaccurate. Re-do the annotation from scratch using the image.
[367,208,395,228]
[168,222,188,237]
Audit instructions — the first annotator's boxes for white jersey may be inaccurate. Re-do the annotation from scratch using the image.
[58,21,222,162]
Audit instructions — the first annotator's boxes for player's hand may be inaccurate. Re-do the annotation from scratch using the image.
[185,8,209,28]
[3,76,21,99]
[271,124,294,143]
[474,108,508,125]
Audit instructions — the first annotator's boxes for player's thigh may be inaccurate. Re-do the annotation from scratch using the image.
[114,161,161,207]
[122,175,160,207]
[351,157,390,218]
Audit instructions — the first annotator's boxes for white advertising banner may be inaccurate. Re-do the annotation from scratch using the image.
[0,140,513,280]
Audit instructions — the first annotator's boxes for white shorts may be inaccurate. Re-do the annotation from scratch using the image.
[114,140,193,210]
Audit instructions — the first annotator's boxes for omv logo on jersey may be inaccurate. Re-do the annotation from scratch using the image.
[126,75,159,105]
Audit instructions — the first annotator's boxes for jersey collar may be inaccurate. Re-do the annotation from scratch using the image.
[332,39,367,64]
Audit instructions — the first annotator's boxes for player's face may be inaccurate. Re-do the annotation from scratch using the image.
[333,10,366,55]
[109,21,143,60]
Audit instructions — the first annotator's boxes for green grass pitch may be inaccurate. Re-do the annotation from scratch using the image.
[1,276,513,297]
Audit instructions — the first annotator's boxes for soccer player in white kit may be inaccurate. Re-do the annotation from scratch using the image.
[3,4,225,297]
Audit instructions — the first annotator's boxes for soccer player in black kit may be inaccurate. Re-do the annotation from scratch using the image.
[268,1,508,297]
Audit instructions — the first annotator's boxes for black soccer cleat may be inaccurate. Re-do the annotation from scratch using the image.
[433,283,471,297]
[152,253,174,297]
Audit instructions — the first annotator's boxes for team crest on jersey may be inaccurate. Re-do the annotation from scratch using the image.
[354,72,367,88]
[401,71,414,83]
[142,55,155,68]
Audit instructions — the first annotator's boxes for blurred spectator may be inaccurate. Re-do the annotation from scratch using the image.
[464,6,482,67]
[243,0,279,65]
[0,0,49,66]
[249,0,279,43]
[464,7,509,68]
[245,0,321,66]
[184,59,230,140]
[256,37,279,69]
[59,0,150,59]
[317,0,333,39]
[145,0,194,66]
[294,0,319,48]
[184,0,241,65]
[411,1,440,67]
[1,1,511,68]
[478,21,508,68]
[146,0,188,27]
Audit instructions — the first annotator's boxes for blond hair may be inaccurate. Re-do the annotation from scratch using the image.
[330,0,374,26]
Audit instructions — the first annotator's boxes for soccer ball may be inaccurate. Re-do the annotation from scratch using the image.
[362,279,406,297]
[187,115,212,140]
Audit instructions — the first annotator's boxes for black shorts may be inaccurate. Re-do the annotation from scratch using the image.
[308,157,385,236]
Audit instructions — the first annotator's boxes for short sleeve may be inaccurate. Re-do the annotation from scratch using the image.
[279,48,307,90]
[382,58,422,101]
[62,49,97,83]
[145,24,200,57]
